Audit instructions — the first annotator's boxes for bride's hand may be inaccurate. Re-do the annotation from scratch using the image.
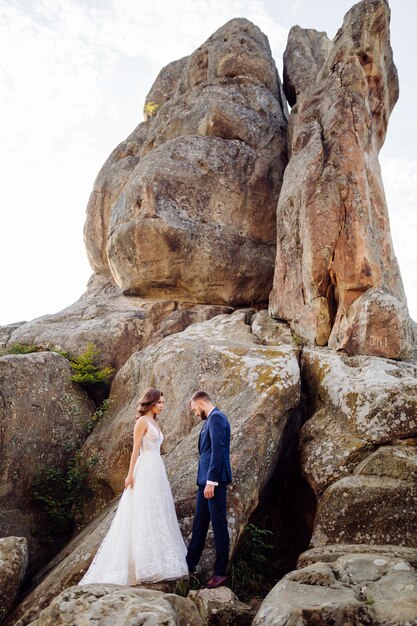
[124,474,134,489]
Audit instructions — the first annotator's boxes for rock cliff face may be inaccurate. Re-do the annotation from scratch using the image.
[269,0,413,359]
[84,18,288,305]
[0,352,95,574]
[2,2,417,626]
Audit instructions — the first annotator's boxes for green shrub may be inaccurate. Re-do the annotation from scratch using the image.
[69,343,114,386]
[5,342,43,354]
[82,398,111,435]
[31,452,98,544]
[230,524,274,601]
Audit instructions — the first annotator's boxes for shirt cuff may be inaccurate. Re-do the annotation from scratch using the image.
[206,480,219,486]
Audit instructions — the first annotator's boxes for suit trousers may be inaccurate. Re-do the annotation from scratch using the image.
[186,484,229,576]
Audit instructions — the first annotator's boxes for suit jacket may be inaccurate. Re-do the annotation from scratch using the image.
[197,407,232,486]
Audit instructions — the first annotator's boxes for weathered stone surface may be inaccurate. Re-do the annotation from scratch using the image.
[283,26,332,107]
[0,352,94,572]
[188,586,254,626]
[0,537,28,622]
[144,57,188,120]
[354,445,417,482]
[300,348,417,494]
[250,310,295,347]
[269,0,412,358]
[9,312,301,626]
[328,287,414,358]
[85,18,287,305]
[311,474,417,548]
[2,274,231,373]
[27,585,203,626]
[79,311,301,533]
[253,552,417,626]
[298,543,417,569]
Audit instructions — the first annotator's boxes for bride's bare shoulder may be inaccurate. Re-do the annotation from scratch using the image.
[134,415,148,432]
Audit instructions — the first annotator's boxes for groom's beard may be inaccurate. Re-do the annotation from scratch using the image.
[200,410,207,420]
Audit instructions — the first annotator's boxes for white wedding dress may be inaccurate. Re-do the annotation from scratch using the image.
[79,419,188,585]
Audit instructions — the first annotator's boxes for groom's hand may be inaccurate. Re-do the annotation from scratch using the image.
[204,484,215,499]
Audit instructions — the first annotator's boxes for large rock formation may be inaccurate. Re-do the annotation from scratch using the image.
[298,348,417,550]
[28,585,203,626]
[84,18,288,305]
[77,312,301,542]
[2,4,416,626]
[269,0,413,358]
[7,311,301,625]
[0,352,95,572]
[1,274,231,372]
[0,537,28,622]
[253,551,417,625]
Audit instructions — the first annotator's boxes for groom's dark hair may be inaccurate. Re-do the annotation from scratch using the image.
[190,390,211,403]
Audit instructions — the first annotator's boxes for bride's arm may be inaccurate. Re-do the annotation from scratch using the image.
[124,416,147,489]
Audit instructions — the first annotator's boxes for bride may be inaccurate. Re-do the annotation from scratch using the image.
[79,387,188,585]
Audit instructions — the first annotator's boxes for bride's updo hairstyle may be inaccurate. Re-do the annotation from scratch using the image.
[136,387,163,418]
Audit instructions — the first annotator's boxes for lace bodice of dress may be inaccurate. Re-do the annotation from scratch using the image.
[141,419,164,453]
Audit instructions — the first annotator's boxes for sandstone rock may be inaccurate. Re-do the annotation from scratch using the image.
[311,474,417,548]
[300,348,417,494]
[5,499,119,626]
[283,27,332,107]
[0,537,28,622]
[2,274,231,373]
[144,57,188,120]
[188,586,254,626]
[297,543,417,569]
[269,0,412,358]
[78,311,301,537]
[27,585,202,626]
[253,552,417,626]
[84,18,287,305]
[8,312,301,626]
[0,352,95,572]
[250,310,295,347]
[328,287,414,359]
[354,445,417,482]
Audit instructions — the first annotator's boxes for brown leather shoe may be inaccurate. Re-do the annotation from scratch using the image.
[203,575,227,589]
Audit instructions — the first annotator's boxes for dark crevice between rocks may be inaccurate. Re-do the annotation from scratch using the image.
[234,376,317,595]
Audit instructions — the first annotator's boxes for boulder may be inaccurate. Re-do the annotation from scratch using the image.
[26,585,203,626]
[269,0,412,358]
[297,543,417,568]
[327,287,414,358]
[300,348,417,495]
[2,274,231,372]
[299,348,417,550]
[8,311,301,625]
[253,552,417,625]
[0,351,95,572]
[84,18,288,305]
[0,537,28,623]
[78,311,301,536]
[311,474,417,548]
[188,586,255,626]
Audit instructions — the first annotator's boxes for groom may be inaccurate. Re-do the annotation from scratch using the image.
[186,390,232,589]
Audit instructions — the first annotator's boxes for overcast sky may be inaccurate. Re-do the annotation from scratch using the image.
[0,0,416,325]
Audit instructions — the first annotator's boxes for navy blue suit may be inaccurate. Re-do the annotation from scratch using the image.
[187,408,232,576]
